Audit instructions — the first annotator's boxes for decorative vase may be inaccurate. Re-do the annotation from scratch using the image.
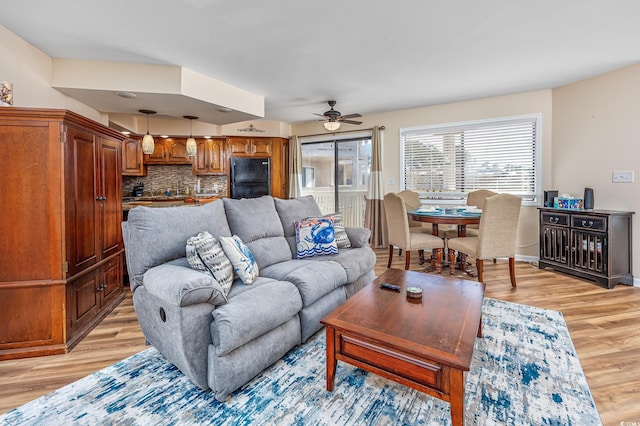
[0,81,13,106]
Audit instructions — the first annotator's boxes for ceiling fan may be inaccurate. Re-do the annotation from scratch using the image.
[314,100,362,130]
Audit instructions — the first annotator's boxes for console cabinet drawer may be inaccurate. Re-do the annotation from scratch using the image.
[541,212,569,227]
[572,215,606,231]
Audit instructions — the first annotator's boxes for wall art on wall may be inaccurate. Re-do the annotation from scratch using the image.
[0,81,13,106]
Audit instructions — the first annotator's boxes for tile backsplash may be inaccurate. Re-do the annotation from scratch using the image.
[122,165,227,197]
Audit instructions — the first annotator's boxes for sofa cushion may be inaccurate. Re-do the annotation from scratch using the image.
[294,217,339,259]
[260,260,348,307]
[125,199,232,290]
[223,196,292,269]
[210,280,302,356]
[274,195,323,238]
[345,226,371,248]
[186,231,234,295]
[143,264,228,307]
[313,246,377,283]
[219,235,259,284]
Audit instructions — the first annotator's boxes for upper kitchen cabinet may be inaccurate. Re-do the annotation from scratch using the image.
[0,107,125,360]
[193,138,226,175]
[122,136,146,176]
[144,137,192,165]
[227,137,273,157]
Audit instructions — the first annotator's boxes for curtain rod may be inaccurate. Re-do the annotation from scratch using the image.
[297,126,385,139]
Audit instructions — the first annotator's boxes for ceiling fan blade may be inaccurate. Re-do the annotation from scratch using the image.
[341,119,363,125]
[313,113,327,118]
[340,113,362,119]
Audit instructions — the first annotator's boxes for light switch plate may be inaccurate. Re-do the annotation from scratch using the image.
[612,170,634,183]
[386,178,394,185]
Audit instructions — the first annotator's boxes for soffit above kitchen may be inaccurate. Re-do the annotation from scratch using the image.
[51,59,264,126]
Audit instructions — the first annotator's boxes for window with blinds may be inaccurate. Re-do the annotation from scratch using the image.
[401,114,540,204]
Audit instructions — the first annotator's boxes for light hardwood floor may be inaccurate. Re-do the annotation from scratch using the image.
[1,249,639,425]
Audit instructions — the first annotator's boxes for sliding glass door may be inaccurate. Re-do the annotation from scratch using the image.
[301,136,371,227]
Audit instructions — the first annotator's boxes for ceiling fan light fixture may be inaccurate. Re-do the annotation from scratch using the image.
[184,115,198,157]
[324,121,341,131]
[139,109,157,154]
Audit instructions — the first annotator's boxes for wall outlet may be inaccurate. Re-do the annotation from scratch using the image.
[612,170,634,183]
[386,178,395,185]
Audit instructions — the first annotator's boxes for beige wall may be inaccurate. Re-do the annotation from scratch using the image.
[0,25,106,123]
[552,62,640,276]
[293,91,553,259]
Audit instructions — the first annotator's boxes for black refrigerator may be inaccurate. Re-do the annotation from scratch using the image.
[230,157,271,199]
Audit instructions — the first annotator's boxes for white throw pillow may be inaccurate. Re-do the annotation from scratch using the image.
[186,231,234,296]
[219,235,259,284]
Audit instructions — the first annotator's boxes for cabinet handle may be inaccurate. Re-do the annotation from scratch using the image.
[549,217,559,224]
[582,220,594,227]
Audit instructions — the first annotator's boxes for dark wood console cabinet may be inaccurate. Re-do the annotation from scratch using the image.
[0,108,125,360]
[538,208,633,289]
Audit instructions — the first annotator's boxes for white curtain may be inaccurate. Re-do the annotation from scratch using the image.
[364,126,386,247]
[288,135,302,198]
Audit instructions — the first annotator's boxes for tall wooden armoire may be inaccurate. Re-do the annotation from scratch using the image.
[0,107,125,360]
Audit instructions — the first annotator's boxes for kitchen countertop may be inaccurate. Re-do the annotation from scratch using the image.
[123,196,219,211]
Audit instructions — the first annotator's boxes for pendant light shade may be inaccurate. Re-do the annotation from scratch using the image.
[323,121,340,131]
[184,115,198,157]
[139,109,156,154]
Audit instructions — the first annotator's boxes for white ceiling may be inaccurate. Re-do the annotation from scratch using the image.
[2,0,639,126]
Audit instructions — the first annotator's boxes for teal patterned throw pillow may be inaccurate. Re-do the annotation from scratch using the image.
[294,217,339,259]
[186,231,234,296]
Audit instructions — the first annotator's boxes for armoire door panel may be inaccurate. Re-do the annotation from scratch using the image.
[99,139,122,259]
[66,127,99,275]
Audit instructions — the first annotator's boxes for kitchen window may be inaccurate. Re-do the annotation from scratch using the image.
[401,114,541,205]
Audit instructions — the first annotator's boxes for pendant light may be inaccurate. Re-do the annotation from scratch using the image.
[184,115,198,157]
[139,109,156,154]
[324,120,340,131]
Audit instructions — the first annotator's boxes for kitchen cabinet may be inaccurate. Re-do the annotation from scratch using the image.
[193,138,225,175]
[538,208,633,289]
[143,137,191,165]
[122,136,146,176]
[0,107,125,360]
[227,137,272,157]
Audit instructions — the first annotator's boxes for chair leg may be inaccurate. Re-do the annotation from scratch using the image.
[398,248,403,256]
[449,249,456,276]
[405,250,411,270]
[435,248,442,274]
[476,259,484,283]
[509,257,517,287]
[387,245,394,268]
[418,249,425,265]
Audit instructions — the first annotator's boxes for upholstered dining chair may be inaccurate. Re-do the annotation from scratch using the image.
[397,189,449,238]
[444,189,497,239]
[384,192,445,271]
[447,193,522,286]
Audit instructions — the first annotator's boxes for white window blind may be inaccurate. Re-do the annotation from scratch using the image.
[401,114,540,203]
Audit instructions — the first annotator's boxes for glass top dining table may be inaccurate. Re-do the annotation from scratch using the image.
[407,207,482,237]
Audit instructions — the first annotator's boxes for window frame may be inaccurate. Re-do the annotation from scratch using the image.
[400,113,542,207]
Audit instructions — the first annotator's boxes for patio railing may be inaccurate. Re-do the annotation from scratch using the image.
[301,189,367,228]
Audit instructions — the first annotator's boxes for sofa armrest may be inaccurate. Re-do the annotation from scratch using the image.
[143,264,228,307]
[344,227,371,248]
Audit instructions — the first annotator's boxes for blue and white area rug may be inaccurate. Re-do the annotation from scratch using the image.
[1,299,601,425]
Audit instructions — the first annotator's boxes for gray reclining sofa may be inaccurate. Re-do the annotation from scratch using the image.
[122,195,376,401]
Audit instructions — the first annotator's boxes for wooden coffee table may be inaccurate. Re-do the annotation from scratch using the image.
[321,268,485,426]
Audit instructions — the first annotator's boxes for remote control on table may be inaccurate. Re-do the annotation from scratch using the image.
[379,282,401,292]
